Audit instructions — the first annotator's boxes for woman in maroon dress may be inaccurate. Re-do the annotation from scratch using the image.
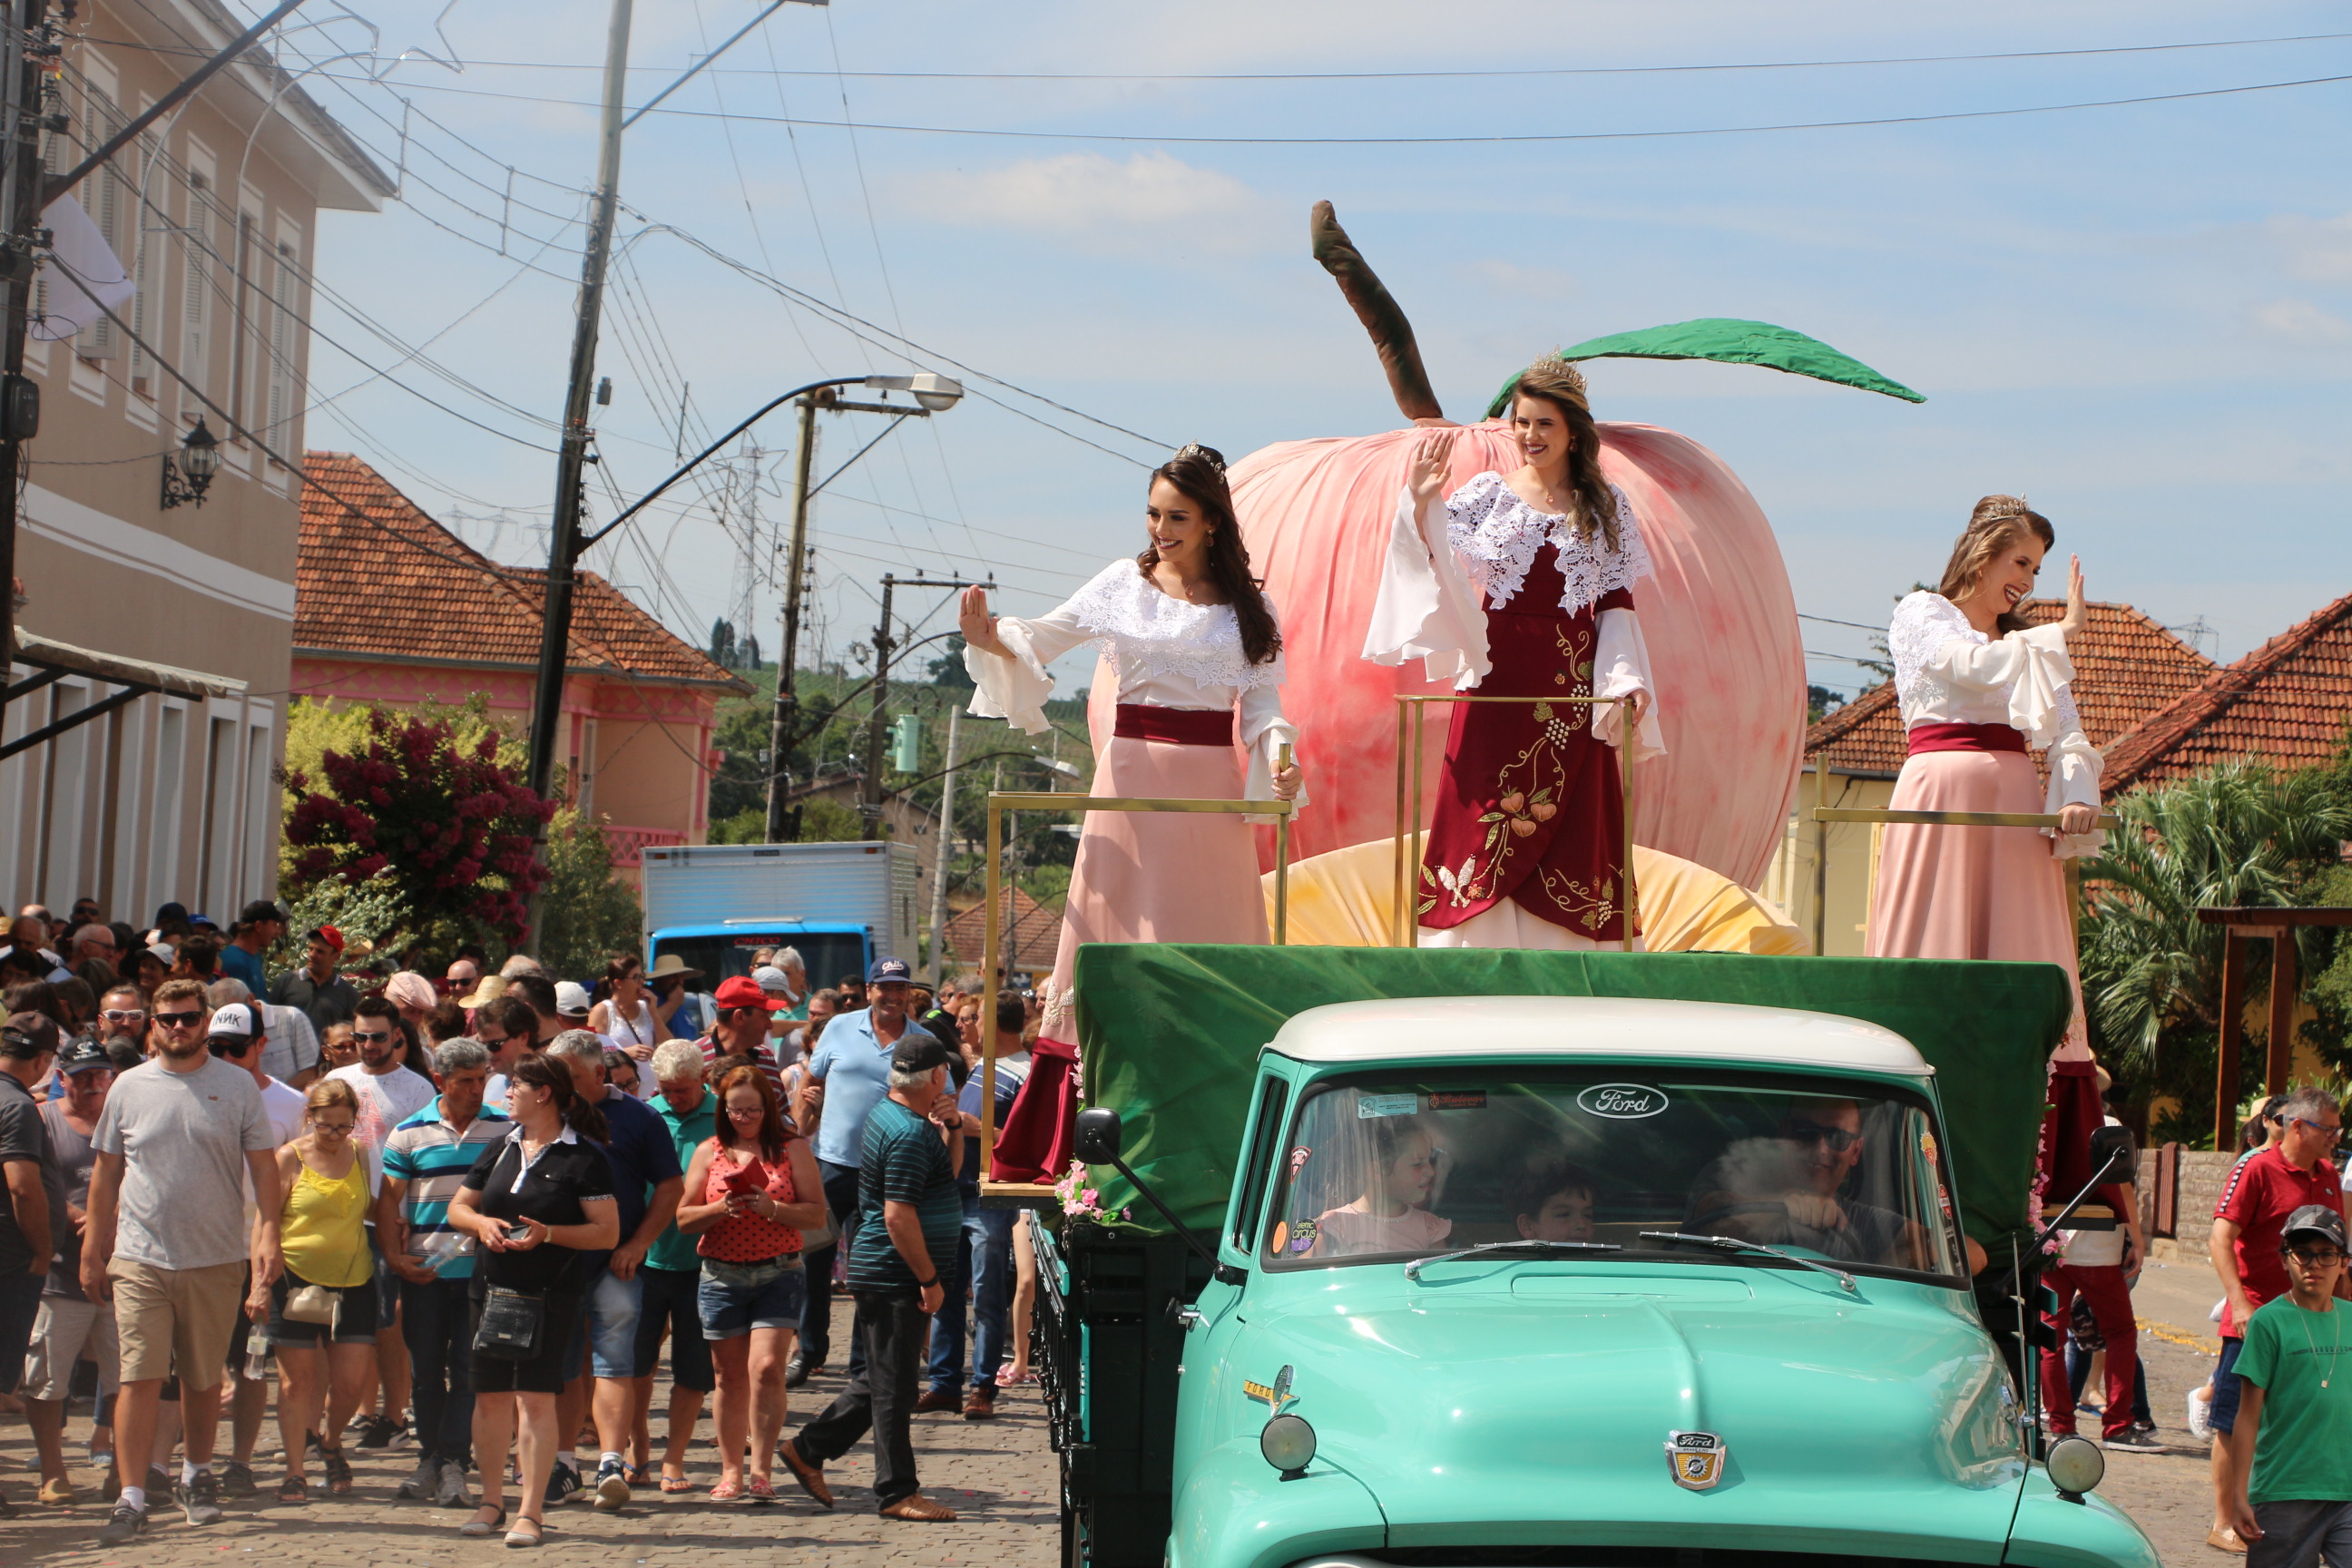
[1363,358,1664,947]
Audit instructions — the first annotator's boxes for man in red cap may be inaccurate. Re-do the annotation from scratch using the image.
[267,926,358,1041]
[696,975,788,1102]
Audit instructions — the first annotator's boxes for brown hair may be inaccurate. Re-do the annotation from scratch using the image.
[1512,358,1622,554]
[1138,445,1282,667]
[1936,495,2055,636]
[152,976,208,1010]
[714,1063,791,1163]
[508,1051,609,1143]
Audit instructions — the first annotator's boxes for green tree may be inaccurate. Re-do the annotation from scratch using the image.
[534,808,645,981]
[2078,760,2352,1142]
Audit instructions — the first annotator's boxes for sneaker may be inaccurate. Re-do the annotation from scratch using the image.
[397,1453,442,1501]
[354,1414,403,1449]
[593,1455,632,1512]
[436,1456,472,1509]
[2188,1389,2215,1439]
[178,1468,225,1525]
[544,1460,582,1508]
[2103,1430,2166,1453]
[783,1354,813,1389]
[220,1460,259,1498]
[145,1464,173,1498]
[97,1502,147,1544]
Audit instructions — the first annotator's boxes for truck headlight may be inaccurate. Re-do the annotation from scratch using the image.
[1261,1414,1317,1478]
[2045,1435,2104,1499]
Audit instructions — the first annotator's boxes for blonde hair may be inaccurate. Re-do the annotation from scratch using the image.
[1936,495,2054,635]
[305,1077,359,1119]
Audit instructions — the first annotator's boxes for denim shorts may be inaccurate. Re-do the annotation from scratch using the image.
[2211,1335,2246,1435]
[697,1255,807,1341]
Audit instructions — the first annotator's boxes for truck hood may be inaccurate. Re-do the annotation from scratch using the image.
[1224,1266,2024,1559]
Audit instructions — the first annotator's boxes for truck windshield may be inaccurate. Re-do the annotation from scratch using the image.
[1259,1068,1965,1283]
[651,931,869,992]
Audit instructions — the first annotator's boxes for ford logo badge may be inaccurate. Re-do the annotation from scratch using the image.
[1576,1083,1668,1119]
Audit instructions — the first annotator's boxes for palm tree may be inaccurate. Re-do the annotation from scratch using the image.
[2078,761,2350,1125]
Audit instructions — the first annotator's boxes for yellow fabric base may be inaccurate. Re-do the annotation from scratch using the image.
[1262,836,1808,955]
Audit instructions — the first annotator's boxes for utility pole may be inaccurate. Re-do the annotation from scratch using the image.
[763,391,822,843]
[860,573,896,841]
[524,0,633,806]
[0,0,56,741]
[926,699,961,985]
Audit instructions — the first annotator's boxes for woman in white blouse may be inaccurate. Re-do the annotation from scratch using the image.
[958,444,1303,1176]
[1362,358,1664,949]
[1866,496,2102,1019]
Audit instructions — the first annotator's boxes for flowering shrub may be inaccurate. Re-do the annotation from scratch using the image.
[279,706,556,946]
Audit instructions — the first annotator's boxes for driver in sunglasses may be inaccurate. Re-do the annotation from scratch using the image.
[1688,1097,1921,1269]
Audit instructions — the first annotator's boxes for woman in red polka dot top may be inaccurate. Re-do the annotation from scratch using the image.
[675,1064,828,1501]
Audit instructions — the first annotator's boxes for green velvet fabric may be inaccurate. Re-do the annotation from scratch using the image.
[1482,318,1927,413]
[1071,946,2069,1251]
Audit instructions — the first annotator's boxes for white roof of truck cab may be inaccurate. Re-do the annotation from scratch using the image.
[1265,996,1930,1076]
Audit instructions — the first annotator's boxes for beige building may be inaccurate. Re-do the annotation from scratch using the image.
[1,1,389,923]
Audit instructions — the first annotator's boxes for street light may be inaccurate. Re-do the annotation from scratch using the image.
[864,372,964,413]
[159,417,220,510]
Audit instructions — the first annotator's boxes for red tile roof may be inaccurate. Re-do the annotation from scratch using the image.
[944,887,1064,969]
[1806,601,2217,779]
[2101,592,2352,792]
[295,452,744,690]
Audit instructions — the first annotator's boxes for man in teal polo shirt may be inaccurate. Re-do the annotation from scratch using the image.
[637,1042,717,1492]
[798,958,917,1378]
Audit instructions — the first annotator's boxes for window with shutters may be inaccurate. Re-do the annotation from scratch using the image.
[181,162,214,411]
[228,208,256,442]
[128,124,158,401]
[74,86,129,363]
[264,234,300,455]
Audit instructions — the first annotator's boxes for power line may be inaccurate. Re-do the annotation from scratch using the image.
[340,65,2352,146]
[1798,611,1886,632]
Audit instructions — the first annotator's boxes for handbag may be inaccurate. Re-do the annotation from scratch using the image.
[472,1286,546,1360]
[283,1282,341,1329]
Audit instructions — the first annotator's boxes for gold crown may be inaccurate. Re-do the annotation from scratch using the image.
[1520,356,1590,411]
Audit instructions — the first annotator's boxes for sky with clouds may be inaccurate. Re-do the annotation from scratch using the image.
[287,0,2352,695]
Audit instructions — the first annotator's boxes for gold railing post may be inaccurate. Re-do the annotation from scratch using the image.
[980,797,1004,1182]
[1273,742,1293,946]
[1392,700,1410,948]
[1621,694,1635,954]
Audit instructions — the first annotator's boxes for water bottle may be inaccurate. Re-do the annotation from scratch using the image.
[242,1327,270,1381]
[417,1229,473,1273]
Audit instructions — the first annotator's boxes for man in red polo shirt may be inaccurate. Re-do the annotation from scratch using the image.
[2209,1087,2347,1554]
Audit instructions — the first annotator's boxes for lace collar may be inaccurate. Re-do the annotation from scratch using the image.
[1062,561,1284,692]
[1444,471,1651,615]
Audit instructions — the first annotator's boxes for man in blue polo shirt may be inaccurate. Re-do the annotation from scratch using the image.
[799,958,918,1379]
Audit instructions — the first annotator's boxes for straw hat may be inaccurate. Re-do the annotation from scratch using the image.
[457,973,509,1009]
[646,954,702,983]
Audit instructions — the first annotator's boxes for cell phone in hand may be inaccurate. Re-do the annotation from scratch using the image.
[504,1221,532,1242]
[722,1168,760,1195]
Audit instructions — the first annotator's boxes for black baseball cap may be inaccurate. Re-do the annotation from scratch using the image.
[59,1036,112,1075]
[0,1012,60,1059]
[891,1031,949,1075]
[2283,1205,2348,1251]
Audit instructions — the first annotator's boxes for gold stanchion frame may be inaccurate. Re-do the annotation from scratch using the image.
[976,772,1295,1205]
[1391,693,1640,953]
[1808,805,2122,955]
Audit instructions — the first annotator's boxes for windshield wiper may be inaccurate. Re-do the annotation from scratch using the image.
[1403,1239,1622,1281]
[1637,1230,1856,1294]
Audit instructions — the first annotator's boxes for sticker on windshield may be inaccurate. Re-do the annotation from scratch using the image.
[1288,1146,1313,1176]
[1287,1219,1318,1254]
[1357,1093,1418,1119]
[1428,1091,1487,1111]
[1575,1083,1669,1120]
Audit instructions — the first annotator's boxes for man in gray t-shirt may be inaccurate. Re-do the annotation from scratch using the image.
[83,981,280,1541]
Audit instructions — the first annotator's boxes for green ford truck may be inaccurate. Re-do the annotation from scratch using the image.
[1023,946,2159,1568]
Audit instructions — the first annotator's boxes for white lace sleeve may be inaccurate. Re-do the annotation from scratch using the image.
[2043,683,2105,859]
[1590,608,1665,761]
[964,573,1113,735]
[1361,482,1492,690]
[1238,681,1306,823]
[1891,593,2080,747]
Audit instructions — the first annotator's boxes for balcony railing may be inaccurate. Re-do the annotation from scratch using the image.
[601,823,687,867]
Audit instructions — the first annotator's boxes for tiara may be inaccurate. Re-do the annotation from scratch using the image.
[1171,442,1227,475]
[1522,357,1590,410]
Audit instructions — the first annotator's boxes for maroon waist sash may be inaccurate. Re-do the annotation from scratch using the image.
[1907,720,2026,756]
[1113,703,1234,746]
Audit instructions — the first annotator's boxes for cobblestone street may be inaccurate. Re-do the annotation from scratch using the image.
[0,1300,1059,1568]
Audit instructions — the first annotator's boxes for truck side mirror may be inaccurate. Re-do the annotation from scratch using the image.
[2088,1124,2135,1184]
[1074,1107,1122,1165]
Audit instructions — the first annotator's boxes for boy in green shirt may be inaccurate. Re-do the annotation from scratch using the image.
[2229,1203,2352,1566]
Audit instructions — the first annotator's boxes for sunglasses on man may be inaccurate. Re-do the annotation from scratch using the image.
[1784,1119,1864,1152]
[351,1028,395,1044]
[153,1010,207,1028]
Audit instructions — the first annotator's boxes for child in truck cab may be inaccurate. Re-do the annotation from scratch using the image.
[1311,1116,1454,1257]
[1513,1161,1598,1243]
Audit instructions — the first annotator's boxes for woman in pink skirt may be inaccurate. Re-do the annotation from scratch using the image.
[958,444,1304,1179]
[1866,495,2103,1042]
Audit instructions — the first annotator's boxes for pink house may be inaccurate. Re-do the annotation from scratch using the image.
[292,453,749,879]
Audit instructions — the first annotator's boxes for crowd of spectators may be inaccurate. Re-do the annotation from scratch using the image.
[0,896,1041,1546]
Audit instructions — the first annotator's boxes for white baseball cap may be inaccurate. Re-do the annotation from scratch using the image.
[752,965,791,995]
[554,981,593,1017]
[206,1002,260,1042]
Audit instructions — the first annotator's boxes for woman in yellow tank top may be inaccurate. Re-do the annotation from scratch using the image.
[245,1078,379,1502]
